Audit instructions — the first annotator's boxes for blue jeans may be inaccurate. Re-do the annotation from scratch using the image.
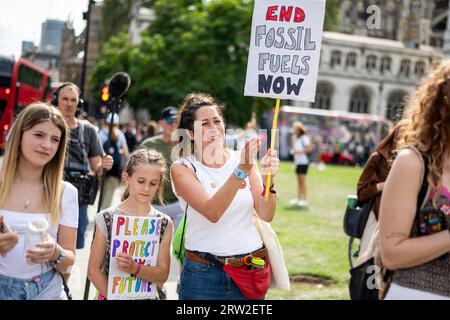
[0,270,55,300]
[179,258,251,300]
[77,204,89,249]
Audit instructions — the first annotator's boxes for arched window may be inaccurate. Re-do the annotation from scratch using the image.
[386,91,407,122]
[312,82,333,109]
[330,50,342,68]
[366,55,377,72]
[410,0,421,11]
[399,59,411,78]
[346,52,357,68]
[414,61,426,77]
[380,56,392,74]
[349,87,370,114]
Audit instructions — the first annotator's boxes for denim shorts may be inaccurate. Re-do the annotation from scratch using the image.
[0,269,55,300]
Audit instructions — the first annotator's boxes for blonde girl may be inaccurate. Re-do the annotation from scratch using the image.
[0,102,78,300]
[88,149,173,299]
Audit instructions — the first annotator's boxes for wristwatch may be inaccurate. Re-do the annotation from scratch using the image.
[234,167,248,180]
[51,251,66,267]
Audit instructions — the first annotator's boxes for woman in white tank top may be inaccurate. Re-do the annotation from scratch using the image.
[171,93,279,300]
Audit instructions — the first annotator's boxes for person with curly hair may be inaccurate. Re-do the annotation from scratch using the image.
[379,61,450,299]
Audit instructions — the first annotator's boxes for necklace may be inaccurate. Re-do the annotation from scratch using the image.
[13,183,44,210]
[21,191,43,209]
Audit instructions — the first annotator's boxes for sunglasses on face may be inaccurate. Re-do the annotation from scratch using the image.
[165,118,175,125]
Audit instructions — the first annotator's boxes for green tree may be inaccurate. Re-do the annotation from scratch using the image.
[324,0,339,31]
[100,0,154,44]
[100,0,133,44]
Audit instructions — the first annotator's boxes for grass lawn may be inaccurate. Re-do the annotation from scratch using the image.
[265,161,362,300]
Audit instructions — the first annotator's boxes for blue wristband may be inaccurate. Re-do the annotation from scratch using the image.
[234,167,248,180]
[51,251,66,266]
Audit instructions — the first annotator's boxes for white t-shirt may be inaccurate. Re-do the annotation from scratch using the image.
[0,181,78,279]
[292,135,311,165]
[171,150,263,256]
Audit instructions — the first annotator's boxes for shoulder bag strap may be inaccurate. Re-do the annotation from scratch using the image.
[178,159,198,258]
[406,146,430,210]
[417,155,429,211]
[103,210,113,274]
[78,121,90,173]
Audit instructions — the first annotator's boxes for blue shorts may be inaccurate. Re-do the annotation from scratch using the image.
[0,269,55,300]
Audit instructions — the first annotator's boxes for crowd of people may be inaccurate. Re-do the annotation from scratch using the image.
[2,60,450,301]
[0,83,280,300]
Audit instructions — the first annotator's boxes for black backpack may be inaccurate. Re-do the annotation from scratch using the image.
[343,154,383,239]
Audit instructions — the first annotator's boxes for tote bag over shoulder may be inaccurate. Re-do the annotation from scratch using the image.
[253,213,290,290]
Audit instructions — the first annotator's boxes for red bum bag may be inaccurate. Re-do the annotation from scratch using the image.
[223,262,271,299]
[198,252,271,299]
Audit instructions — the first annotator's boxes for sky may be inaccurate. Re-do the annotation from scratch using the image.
[0,0,90,59]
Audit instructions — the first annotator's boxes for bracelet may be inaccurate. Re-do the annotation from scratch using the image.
[51,250,66,267]
[132,263,142,277]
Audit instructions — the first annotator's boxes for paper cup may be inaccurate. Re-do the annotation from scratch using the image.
[25,218,48,264]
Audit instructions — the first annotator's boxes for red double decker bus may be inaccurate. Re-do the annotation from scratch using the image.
[0,56,52,152]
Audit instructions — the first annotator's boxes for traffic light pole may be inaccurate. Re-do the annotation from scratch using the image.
[81,1,95,300]
[80,0,94,96]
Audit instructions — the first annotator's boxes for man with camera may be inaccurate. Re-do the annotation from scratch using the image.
[53,83,113,249]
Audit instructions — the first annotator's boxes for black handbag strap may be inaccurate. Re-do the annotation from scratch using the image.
[416,154,429,211]
[65,121,89,173]
[59,272,72,300]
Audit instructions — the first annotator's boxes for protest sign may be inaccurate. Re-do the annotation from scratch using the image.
[107,215,162,300]
[244,0,326,102]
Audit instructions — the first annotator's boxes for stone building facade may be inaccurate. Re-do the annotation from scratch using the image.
[338,0,448,47]
[292,32,441,121]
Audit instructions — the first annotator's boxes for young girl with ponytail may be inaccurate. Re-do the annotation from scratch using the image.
[87,149,173,299]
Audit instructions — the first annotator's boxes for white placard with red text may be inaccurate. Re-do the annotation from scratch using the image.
[244,0,326,102]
